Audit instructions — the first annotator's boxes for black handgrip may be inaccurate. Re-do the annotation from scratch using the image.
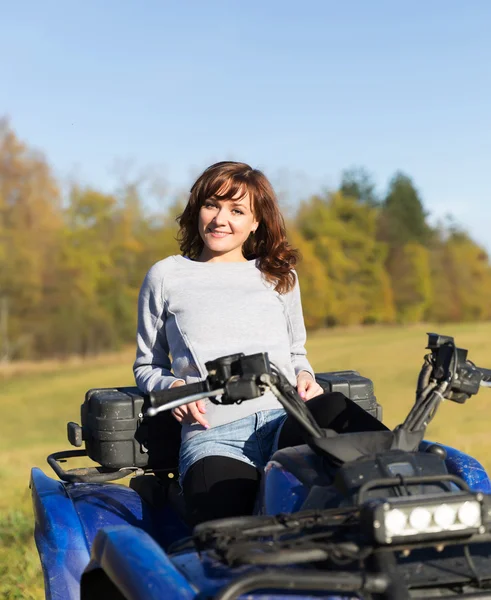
[478,367,491,383]
[149,381,209,408]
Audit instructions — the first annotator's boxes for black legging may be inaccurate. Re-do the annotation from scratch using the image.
[182,392,388,526]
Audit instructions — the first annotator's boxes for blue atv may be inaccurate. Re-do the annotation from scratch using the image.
[31,333,491,600]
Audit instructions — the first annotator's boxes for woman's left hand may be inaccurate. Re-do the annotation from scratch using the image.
[296,371,324,401]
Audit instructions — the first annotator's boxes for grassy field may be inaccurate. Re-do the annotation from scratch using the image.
[2,323,491,598]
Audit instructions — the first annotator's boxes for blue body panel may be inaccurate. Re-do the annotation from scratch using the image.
[261,461,308,515]
[88,528,345,600]
[67,479,188,549]
[31,467,91,600]
[31,442,491,599]
[85,526,196,599]
[431,442,491,493]
[30,468,188,600]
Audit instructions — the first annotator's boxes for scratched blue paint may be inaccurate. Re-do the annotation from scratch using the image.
[420,441,491,493]
[67,480,187,549]
[442,444,491,493]
[31,468,91,600]
[31,468,188,599]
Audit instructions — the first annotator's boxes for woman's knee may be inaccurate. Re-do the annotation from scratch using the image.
[182,456,260,525]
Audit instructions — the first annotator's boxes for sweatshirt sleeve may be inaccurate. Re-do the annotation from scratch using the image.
[133,263,185,393]
[284,273,315,380]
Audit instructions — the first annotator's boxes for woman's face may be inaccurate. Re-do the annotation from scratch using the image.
[198,188,259,262]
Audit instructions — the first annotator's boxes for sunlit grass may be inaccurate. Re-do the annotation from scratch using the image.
[0,503,44,600]
[0,351,136,598]
[2,323,491,597]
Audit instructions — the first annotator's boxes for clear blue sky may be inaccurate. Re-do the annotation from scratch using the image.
[1,1,490,248]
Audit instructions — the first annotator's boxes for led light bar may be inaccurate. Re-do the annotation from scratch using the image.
[363,492,488,545]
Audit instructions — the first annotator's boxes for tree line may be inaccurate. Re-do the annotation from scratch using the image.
[1,119,490,360]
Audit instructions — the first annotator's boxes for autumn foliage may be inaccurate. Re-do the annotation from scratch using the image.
[1,120,490,360]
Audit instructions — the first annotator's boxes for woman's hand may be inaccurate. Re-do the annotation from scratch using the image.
[170,380,210,429]
[296,371,324,401]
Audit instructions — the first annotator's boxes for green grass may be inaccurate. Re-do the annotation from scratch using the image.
[0,355,136,599]
[0,509,44,600]
[2,323,491,597]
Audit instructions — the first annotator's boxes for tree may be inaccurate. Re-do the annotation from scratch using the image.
[287,225,331,329]
[39,187,119,355]
[297,192,395,325]
[376,173,435,322]
[379,172,432,248]
[387,243,432,323]
[0,119,62,358]
[429,230,491,322]
[340,167,379,206]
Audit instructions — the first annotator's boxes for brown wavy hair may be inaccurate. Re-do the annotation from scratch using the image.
[177,161,299,294]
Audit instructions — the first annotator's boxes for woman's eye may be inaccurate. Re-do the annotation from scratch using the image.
[203,202,243,215]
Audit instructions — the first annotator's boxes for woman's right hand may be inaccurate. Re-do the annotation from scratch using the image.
[170,380,210,429]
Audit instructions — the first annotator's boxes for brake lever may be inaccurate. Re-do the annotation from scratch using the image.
[146,388,225,417]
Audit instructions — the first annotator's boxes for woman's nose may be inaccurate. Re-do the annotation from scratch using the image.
[212,208,228,225]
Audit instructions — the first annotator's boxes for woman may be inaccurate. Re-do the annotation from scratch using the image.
[134,161,385,525]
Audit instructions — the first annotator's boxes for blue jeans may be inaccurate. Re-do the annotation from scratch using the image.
[179,408,287,485]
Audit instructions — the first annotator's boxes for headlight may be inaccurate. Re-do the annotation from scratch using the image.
[385,509,407,536]
[408,507,432,531]
[458,501,482,528]
[433,504,457,529]
[365,493,487,545]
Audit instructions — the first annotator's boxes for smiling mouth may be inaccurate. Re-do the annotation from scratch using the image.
[208,230,230,238]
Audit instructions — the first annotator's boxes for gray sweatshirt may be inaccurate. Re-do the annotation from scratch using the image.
[133,255,314,439]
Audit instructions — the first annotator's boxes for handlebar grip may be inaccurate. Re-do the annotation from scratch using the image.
[149,381,209,409]
[478,367,491,383]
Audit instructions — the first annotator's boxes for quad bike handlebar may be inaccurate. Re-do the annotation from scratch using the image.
[479,367,491,383]
[148,352,324,439]
[148,333,490,438]
[49,333,491,483]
